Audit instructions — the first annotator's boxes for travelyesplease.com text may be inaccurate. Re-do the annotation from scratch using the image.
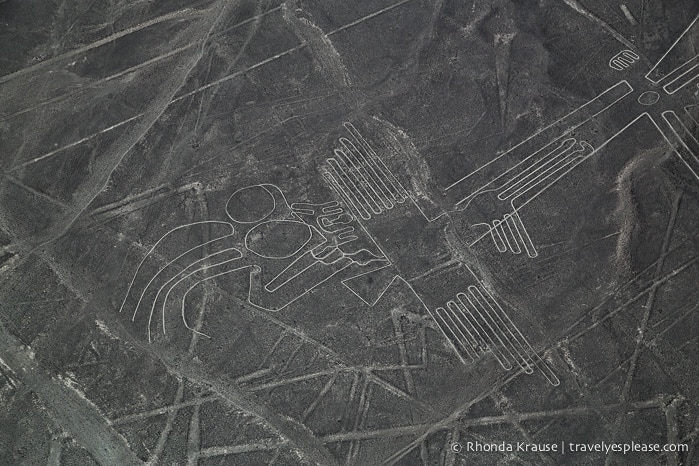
[451,441,688,455]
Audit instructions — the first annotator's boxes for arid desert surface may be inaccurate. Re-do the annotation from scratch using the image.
[1,0,699,464]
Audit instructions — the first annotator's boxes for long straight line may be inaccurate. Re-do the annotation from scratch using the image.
[0,8,201,85]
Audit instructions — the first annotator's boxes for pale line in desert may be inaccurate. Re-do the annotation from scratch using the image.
[224,184,277,224]
[444,301,482,356]
[467,287,534,373]
[496,138,576,196]
[178,265,253,338]
[436,306,479,361]
[323,124,558,381]
[467,112,656,250]
[661,111,699,180]
[339,137,395,209]
[244,220,313,260]
[462,289,525,370]
[468,286,534,373]
[445,81,633,191]
[345,122,407,202]
[459,292,515,370]
[332,149,382,215]
[130,233,237,321]
[334,147,384,214]
[155,251,245,342]
[325,160,372,220]
[264,250,322,293]
[608,50,639,70]
[247,260,354,313]
[473,277,560,386]
[505,144,588,201]
[119,221,234,317]
[645,13,699,84]
[497,138,579,199]
[663,63,699,94]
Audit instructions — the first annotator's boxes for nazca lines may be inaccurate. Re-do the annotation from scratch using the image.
[468,137,594,258]
[321,122,408,220]
[647,14,699,180]
[645,14,699,95]
[446,80,636,258]
[448,13,699,259]
[658,58,699,94]
[118,220,244,342]
[118,183,387,343]
[108,305,434,465]
[241,320,428,464]
[609,49,640,71]
[320,123,559,385]
[433,284,557,384]
[491,138,592,204]
[662,108,699,180]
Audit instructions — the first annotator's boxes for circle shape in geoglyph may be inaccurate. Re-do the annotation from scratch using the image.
[226,185,275,223]
[637,90,660,106]
[245,220,313,259]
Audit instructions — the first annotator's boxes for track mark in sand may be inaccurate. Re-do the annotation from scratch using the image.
[0,324,142,465]
[0,0,244,279]
[0,8,203,85]
[563,0,641,59]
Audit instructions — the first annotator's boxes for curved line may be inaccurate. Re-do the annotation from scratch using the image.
[434,307,475,362]
[444,301,479,358]
[497,138,577,196]
[508,142,590,202]
[494,219,515,254]
[144,247,242,340]
[321,207,344,217]
[503,215,522,255]
[321,167,360,219]
[497,138,578,200]
[155,252,244,342]
[344,122,407,202]
[244,220,314,260]
[609,60,623,70]
[130,230,237,322]
[510,210,538,258]
[453,293,490,350]
[617,56,632,66]
[179,265,254,338]
[490,224,507,253]
[118,221,234,317]
[289,201,338,213]
[225,184,276,224]
[455,186,499,209]
[264,249,317,292]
